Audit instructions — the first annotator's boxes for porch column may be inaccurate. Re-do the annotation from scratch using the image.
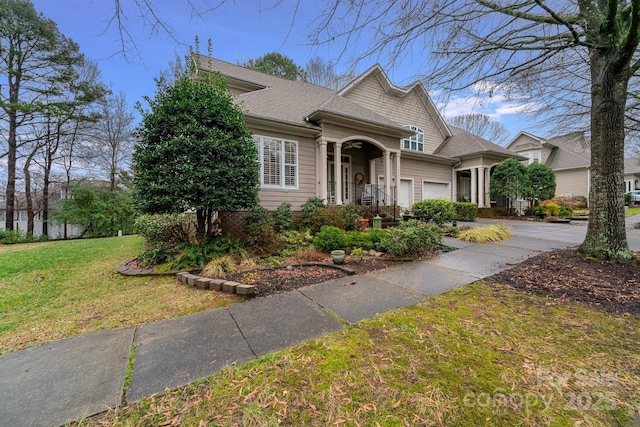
[485,168,491,206]
[384,150,391,205]
[369,159,376,184]
[395,152,401,205]
[334,141,343,205]
[318,140,328,202]
[471,167,478,204]
[477,167,485,207]
[452,169,457,202]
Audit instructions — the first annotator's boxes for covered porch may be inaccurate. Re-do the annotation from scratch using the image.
[316,136,400,208]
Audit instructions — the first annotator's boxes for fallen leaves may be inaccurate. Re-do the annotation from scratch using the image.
[491,249,640,316]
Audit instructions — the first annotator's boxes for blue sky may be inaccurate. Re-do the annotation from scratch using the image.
[31,0,537,141]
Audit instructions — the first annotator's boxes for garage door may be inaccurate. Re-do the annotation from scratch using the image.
[423,181,450,200]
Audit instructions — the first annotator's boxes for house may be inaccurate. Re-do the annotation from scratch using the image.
[507,131,592,200]
[508,130,640,203]
[194,55,521,213]
[0,183,83,239]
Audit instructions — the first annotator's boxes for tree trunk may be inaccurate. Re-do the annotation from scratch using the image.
[23,157,34,237]
[5,110,17,231]
[579,49,631,259]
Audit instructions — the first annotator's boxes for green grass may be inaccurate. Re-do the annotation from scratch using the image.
[0,236,240,354]
[627,207,640,216]
[81,282,640,427]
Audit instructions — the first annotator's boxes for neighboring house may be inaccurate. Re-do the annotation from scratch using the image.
[624,157,640,192]
[508,130,640,203]
[0,183,83,238]
[507,131,592,199]
[194,55,520,212]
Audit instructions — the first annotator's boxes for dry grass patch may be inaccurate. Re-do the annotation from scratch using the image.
[81,282,640,427]
[459,224,513,243]
[0,236,240,354]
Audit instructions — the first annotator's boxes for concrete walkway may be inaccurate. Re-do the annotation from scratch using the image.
[2,217,640,426]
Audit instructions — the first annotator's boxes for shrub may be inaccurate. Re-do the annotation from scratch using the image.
[243,221,281,255]
[345,231,374,251]
[540,201,561,216]
[304,206,346,233]
[412,199,456,225]
[453,202,478,221]
[458,224,513,243]
[273,202,293,232]
[365,228,386,250]
[378,220,443,257]
[300,197,326,229]
[134,213,194,264]
[313,226,347,252]
[339,205,363,230]
[350,247,368,261]
[559,206,574,216]
[0,229,28,244]
[278,229,314,248]
[542,196,588,209]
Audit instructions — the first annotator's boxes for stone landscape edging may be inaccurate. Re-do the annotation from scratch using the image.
[118,260,356,298]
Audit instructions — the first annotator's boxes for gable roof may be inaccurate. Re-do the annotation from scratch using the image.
[434,126,522,159]
[543,132,591,170]
[193,55,410,136]
[339,64,453,139]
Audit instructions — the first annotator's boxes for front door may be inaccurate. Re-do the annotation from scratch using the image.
[328,158,351,204]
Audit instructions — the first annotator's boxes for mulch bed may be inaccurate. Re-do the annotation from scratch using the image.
[225,256,405,297]
[490,248,640,317]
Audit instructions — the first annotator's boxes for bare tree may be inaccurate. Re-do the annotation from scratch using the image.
[311,1,640,260]
[305,56,358,89]
[91,91,135,191]
[448,113,511,145]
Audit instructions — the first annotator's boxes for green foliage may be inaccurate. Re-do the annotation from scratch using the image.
[0,228,30,244]
[559,206,574,216]
[527,162,556,203]
[242,206,281,255]
[302,204,347,233]
[411,199,456,225]
[440,225,461,237]
[625,193,632,205]
[278,229,314,248]
[273,203,293,232]
[134,213,194,263]
[378,220,443,257]
[453,202,478,221]
[349,247,368,261]
[165,237,242,270]
[339,205,363,231]
[344,231,374,251]
[313,226,347,252]
[53,184,136,238]
[540,201,561,216]
[490,158,530,212]
[300,197,327,230]
[241,52,307,81]
[365,228,386,249]
[133,72,259,241]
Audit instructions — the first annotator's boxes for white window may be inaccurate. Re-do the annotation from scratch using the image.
[532,152,540,163]
[403,125,424,152]
[254,135,298,189]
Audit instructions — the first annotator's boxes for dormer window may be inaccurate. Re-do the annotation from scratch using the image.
[403,125,424,152]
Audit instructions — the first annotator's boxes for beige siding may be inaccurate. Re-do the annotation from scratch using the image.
[343,74,446,154]
[250,128,317,210]
[400,158,453,202]
[508,134,541,152]
[555,169,589,198]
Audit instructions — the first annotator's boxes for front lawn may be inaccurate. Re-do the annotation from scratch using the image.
[0,236,239,355]
[80,282,640,426]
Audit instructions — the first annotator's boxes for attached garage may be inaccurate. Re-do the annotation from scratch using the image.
[422,181,450,200]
